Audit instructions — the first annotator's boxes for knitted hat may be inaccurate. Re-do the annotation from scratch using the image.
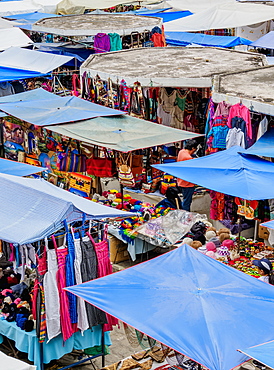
[182,237,193,246]
[206,230,216,241]
[209,237,221,249]
[222,239,235,250]
[206,242,217,252]
[217,245,230,257]
[206,251,216,259]
[191,240,202,250]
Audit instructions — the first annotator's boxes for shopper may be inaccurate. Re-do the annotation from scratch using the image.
[177,140,198,211]
[252,258,274,284]
[156,186,182,209]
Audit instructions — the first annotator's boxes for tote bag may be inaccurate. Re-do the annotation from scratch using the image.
[86,147,116,177]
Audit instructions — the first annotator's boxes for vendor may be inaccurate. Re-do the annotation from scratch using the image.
[252,258,274,284]
[156,186,182,210]
[177,139,198,211]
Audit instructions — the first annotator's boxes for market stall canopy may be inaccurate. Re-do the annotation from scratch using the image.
[66,244,274,370]
[164,2,274,32]
[238,341,274,370]
[0,349,36,370]
[44,115,202,152]
[0,173,135,245]
[29,0,62,14]
[166,32,252,47]
[0,27,33,50]
[153,145,274,200]
[0,158,46,176]
[251,31,274,49]
[56,0,160,14]
[0,46,73,73]
[32,14,162,37]
[212,66,274,116]
[0,17,14,28]
[0,89,125,126]
[243,128,274,157]
[0,1,42,16]
[166,0,235,13]
[80,47,266,88]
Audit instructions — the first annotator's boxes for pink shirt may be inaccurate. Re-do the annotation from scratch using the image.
[227,103,252,139]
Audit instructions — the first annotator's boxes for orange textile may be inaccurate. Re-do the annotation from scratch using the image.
[151,33,165,47]
[177,149,194,187]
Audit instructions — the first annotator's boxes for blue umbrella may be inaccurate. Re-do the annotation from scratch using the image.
[153,145,274,200]
[238,340,274,369]
[0,157,46,176]
[243,127,274,157]
[66,244,274,370]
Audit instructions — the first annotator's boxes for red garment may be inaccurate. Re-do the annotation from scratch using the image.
[87,226,118,332]
[227,103,252,139]
[151,33,165,47]
[177,149,194,187]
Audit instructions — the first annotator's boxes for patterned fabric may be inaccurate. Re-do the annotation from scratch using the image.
[39,282,47,343]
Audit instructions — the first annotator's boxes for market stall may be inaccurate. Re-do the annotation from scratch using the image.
[66,244,274,370]
[0,173,134,370]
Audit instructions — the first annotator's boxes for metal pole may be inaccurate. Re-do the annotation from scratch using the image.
[101,325,105,368]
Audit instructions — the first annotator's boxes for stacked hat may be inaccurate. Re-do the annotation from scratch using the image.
[206,242,217,253]
[209,237,221,249]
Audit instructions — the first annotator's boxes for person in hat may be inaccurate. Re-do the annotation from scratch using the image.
[252,258,274,284]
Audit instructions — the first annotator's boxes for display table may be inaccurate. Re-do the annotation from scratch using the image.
[0,350,36,370]
[0,320,111,370]
[108,226,156,261]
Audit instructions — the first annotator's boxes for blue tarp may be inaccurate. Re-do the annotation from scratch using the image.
[239,341,274,369]
[0,67,45,82]
[166,32,252,47]
[0,89,125,126]
[251,31,274,49]
[0,158,46,176]
[153,145,274,200]
[66,244,274,370]
[243,128,274,157]
[5,11,60,22]
[0,87,59,103]
[0,173,135,245]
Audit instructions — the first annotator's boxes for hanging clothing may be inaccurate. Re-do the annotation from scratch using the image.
[108,33,122,51]
[80,234,107,328]
[66,231,77,325]
[230,117,248,148]
[52,235,74,342]
[94,33,111,53]
[72,229,89,333]
[44,238,61,342]
[38,282,47,343]
[257,116,268,140]
[226,127,245,149]
[87,226,118,331]
[227,103,252,139]
[213,101,231,119]
[151,33,165,47]
[207,124,229,149]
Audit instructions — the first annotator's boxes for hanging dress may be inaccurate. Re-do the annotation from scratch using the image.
[65,229,78,327]
[72,228,89,333]
[43,238,61,342]
[52,235,74,342]
[80,232,107,328]
[87,225,118,331]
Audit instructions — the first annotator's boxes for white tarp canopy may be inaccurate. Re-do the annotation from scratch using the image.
[0,46,73,73]
[165,2,274,32]
[0,350,36,370]
[166,0,234,13]
[0,1,42,16]
[32,0,62,13]
[0,28,33,50]
[57,0,128,14]
[0,17,14,29]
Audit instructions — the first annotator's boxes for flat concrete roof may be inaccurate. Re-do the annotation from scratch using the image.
[80,47,267,88]
[212,66,274,115]
[32,14,162,36]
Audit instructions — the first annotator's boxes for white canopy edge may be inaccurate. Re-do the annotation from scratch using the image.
[80,67,213,88]
[212,92,274,116]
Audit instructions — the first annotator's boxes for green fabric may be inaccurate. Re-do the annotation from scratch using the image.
[176,95,186,111]
[108,33,122,51]
[84,344,110,356]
